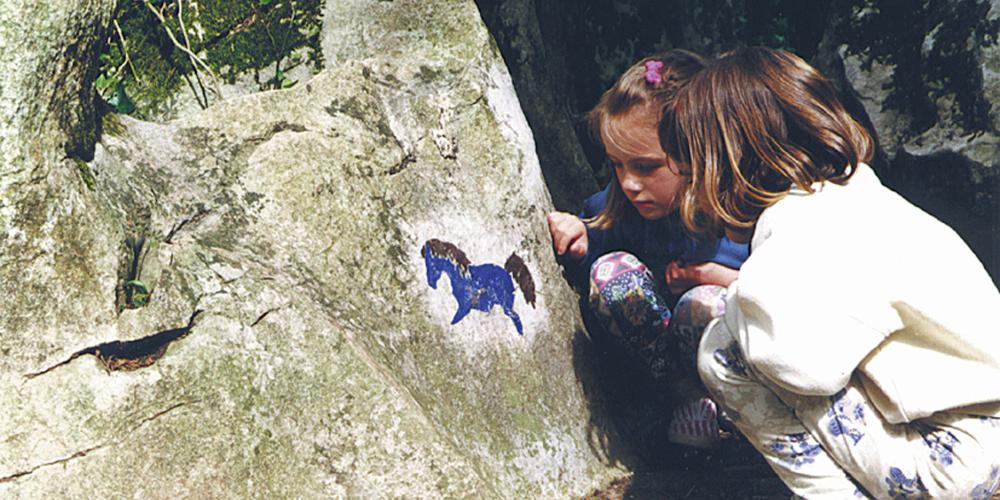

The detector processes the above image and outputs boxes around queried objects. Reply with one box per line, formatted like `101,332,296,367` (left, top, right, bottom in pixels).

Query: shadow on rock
571,313,694,471
877,151,1000,286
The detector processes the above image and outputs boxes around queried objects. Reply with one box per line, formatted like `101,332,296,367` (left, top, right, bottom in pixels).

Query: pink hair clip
644,60,664,84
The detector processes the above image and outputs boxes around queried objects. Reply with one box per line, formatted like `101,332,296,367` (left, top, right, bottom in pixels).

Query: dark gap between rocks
25,310,202,378
117,234,152,313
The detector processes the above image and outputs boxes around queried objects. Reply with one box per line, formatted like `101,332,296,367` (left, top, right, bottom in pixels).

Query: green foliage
124,279,151,308
737,0,814,54
118,235,153,313
109,83,137,114
96,0,325,119
207,0,323,88
96,53,137,115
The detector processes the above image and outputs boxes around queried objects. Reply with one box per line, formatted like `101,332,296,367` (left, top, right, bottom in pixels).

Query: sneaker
667,397,720,449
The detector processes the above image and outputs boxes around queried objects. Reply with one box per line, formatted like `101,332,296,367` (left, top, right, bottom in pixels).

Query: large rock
474,0,600,212
0,0,626,496
817,0,1000,282
827,0,1000,167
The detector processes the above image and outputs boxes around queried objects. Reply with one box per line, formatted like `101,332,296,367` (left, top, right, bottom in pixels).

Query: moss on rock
98,0,324,120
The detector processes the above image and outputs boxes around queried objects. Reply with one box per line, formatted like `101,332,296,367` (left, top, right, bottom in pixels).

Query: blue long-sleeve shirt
569,184,749,295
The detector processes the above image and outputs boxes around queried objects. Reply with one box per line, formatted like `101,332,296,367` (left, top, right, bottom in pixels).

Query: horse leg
503,305,523,335
451,299,472,325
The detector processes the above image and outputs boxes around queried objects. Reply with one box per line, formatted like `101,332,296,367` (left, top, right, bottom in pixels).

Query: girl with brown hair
547,50,748,449
662,46,1000,497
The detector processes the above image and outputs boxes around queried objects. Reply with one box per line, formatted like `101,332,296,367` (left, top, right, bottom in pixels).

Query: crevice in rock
458,94,485,112
24,310,202,379
377,127,422,177
116,234,152,313
249,306,283,327
164,205,212,243
0,443,109,484
387,151,416,175
247,121,308,146
269,121,307,135
69,156,97,191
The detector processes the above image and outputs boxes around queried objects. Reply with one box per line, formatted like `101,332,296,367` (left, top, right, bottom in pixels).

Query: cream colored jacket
709,164,1000,424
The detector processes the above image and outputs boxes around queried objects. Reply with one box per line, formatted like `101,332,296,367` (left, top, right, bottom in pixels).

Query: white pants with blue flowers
699,323,1000,499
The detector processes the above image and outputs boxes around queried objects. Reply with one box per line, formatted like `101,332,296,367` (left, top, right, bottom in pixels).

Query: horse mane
422,239,471,272
504,252,536,307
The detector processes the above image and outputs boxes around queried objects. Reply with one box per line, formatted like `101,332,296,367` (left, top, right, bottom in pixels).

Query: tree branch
144,0,222,101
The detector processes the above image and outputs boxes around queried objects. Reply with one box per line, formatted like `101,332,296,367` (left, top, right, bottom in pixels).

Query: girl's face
602,106,686,221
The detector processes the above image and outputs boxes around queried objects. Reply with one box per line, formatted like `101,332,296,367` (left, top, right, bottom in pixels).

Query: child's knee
697,322,747,395
674,285,727,327
588,251,655,310
589,252,650,286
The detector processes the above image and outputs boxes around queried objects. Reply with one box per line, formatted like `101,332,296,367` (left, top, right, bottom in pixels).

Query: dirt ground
581,432,1000,499
581,432,793,500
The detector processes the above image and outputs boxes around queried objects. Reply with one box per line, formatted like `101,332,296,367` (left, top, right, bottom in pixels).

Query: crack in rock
0,400,198,484
117,234,152,313
249,306,285,327
248,121,308,146
164,206,212,243
134,400,199,429
0,444,109,484
387,151,416,175
24,310,202,379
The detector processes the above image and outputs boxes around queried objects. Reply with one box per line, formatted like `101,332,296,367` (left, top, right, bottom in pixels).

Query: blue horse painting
421,239,536,335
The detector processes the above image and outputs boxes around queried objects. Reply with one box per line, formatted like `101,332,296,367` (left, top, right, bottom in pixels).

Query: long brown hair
586,49,707,229
660,47,873,236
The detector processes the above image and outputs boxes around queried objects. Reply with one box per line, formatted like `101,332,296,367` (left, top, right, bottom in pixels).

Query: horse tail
504,252,536,307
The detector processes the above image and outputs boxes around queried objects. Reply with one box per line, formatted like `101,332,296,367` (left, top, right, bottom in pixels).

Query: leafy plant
95,0,324,119
118,235,153,313
125,279,151,308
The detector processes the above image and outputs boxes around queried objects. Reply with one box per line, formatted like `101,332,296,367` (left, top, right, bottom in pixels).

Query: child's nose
620,173,642,194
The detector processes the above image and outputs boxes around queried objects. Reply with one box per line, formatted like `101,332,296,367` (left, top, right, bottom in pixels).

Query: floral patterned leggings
699,320,1000,499
588,251,725,386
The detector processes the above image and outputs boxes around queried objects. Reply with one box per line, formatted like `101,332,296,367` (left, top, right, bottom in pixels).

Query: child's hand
665,260,739,296
547,212,588,259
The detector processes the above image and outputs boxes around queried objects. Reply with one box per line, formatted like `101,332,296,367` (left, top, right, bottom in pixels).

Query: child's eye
633,163,661,173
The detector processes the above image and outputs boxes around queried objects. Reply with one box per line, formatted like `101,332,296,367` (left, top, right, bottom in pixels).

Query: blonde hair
660,47,874,236
586,49,707,229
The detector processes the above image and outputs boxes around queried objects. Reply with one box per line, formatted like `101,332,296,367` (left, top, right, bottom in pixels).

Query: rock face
818,0,1000,281
0,0,626,497
475,0,601,212
828,0,1000,167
